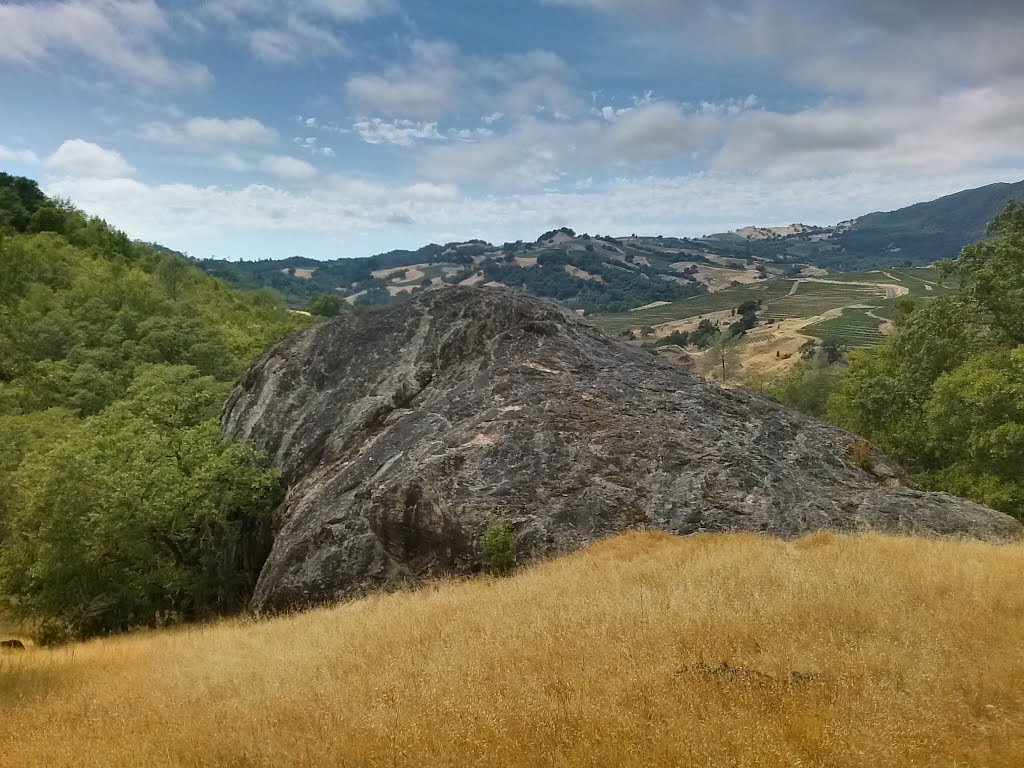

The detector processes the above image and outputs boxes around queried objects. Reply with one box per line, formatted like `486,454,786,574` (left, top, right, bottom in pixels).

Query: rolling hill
196,179,1024,312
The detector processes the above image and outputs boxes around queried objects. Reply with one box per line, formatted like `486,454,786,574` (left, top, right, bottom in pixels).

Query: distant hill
198,229,792,314
197,179,1024,311
197,231,742,314
825,179,1024,268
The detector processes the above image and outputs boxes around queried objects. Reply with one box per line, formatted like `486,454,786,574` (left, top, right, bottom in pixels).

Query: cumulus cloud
591,101,716,163
353,119,445,146
0,0,211,89
247,16,346,64
217,153,251,172
259,154,318,179
346,40,462,119
206,0,393,24
204,0,394,64
137,121,185,144
413,98,746,185
47,166,1024,258
419,120,571,186
45,140,134,179
303,0,395,21
185,117,278,145
480,50,583,118
715,83,1024,176
0,146,40,165
345,40,579,120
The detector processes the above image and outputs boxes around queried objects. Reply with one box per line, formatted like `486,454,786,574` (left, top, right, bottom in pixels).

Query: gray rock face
222,287,1021,612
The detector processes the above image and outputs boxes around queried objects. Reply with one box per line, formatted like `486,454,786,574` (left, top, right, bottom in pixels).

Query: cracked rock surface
222,287,1021,612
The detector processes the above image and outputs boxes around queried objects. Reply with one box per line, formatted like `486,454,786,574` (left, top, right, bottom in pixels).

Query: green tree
306,293,345,317
826,200,1024,519
156,253,193,301
481,515,517,575
0,365,282,642
0,174,306,641
769,351,841,418
705,337,743,383
940,200,1024,343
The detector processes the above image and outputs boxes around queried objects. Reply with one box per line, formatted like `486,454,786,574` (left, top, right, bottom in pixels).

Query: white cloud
47,167,1024,257
45,140,134,179
541,0,706,20
204,0,394,64
715,83,1024,176
413,99,735,185
185,117,278,145
353,119,445,146
247,16,346,64
419,120,570,186
450,127,495,142
592,101,715,162
259,154,318,179
293,137,337,157
345,41,579,120
485,50,582,119
0,146,40,164
137,121,185,144
0,0,211,89
303,0,395,20
346,40,461,119
218,153,251,172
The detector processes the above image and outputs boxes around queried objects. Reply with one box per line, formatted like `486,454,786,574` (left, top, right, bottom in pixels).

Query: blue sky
2,0,1023,260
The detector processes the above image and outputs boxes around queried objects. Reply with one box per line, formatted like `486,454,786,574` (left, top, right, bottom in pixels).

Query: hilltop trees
0,175,304,640
826,201,1024,519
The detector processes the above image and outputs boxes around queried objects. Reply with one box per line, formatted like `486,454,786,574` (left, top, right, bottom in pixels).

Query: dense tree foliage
306,293,345,317
482,248,704,314
768,349,842,419
201,236,710,314
0,175,304,641
811,202,1024,519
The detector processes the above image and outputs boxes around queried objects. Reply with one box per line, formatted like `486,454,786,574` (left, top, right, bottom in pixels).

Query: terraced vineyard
594,280,794,331
593,266,962,351
885,267,960,297
759,281,890,321
801,307,889,347
817,267,958,295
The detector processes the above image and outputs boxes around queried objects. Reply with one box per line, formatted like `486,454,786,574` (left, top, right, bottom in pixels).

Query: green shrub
481,515,517,575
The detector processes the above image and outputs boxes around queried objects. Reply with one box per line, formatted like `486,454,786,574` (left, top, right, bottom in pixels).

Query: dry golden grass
2,531,1023,767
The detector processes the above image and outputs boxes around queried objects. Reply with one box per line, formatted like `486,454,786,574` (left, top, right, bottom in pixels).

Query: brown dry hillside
2,531,1024,767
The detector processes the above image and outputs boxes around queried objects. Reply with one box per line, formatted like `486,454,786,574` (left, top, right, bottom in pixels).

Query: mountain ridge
198,179,1024,312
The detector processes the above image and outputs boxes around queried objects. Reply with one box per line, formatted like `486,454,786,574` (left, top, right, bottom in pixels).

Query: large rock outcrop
222,287,1021,612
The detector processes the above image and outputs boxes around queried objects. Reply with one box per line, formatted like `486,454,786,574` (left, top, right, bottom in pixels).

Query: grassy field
3,531,1023,767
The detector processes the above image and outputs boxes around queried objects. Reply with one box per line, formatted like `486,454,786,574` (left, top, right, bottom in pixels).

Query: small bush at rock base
481,516,517,575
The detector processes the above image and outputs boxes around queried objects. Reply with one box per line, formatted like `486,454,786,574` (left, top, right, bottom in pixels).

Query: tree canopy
0,174,305,641
823,201,1024,519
